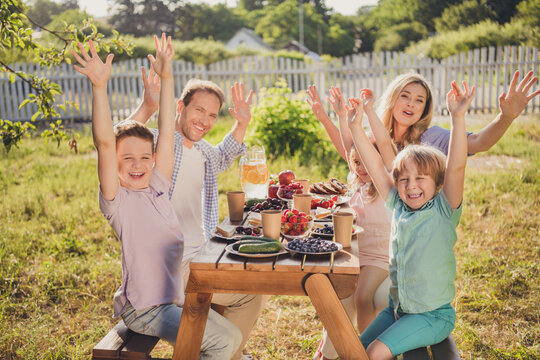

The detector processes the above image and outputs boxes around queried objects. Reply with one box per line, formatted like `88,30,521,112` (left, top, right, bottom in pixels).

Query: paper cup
296,179,310,194
227,191,245,222
261,210,281,240
293,194,312,215
332,211,354,247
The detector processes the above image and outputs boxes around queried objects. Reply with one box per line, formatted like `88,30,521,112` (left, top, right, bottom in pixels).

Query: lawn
0,113,538,359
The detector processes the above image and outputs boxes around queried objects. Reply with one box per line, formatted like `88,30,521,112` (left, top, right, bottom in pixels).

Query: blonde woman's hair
378,72,434,150
392,145,446,188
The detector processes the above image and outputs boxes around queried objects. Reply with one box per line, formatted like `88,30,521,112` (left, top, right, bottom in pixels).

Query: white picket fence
1,45,539,122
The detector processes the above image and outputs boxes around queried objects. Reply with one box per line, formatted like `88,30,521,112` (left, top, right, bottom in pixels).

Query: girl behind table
307,86,392,360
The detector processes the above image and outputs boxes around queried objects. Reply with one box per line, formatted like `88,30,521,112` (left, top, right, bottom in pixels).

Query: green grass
0,114,538,359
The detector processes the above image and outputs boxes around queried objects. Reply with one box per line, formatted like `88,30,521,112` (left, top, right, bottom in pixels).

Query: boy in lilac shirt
72,35,241,358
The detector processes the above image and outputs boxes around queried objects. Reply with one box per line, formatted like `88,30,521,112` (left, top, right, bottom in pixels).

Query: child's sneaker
313,338,324,360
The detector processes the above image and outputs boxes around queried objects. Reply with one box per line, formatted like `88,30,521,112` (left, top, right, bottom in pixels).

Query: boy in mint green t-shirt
347,79,475,359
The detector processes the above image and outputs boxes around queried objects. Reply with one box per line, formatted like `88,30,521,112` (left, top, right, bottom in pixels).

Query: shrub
250,79,338,165
374,21,428,52
514,0,540,48
406,20,531,59
111,36,259,64
434,0,496,33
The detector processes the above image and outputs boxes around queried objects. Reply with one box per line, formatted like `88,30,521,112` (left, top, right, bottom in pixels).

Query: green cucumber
238,242,282,254
239,235,279,242
232,240,266,251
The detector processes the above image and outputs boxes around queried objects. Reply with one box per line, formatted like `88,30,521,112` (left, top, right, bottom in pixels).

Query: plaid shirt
151,128,246,239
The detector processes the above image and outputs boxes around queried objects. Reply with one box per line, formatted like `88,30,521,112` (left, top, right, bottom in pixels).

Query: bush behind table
0,115,538,359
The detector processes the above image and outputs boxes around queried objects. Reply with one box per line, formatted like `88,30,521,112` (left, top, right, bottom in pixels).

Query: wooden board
93,321,131,359
120,332,159,360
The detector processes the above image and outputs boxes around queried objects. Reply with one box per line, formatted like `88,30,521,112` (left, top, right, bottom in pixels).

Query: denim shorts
360,303,455,356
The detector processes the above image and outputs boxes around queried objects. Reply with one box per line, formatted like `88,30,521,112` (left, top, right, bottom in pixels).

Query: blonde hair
180,79,225,108
392,145,446,188
378,72,434,150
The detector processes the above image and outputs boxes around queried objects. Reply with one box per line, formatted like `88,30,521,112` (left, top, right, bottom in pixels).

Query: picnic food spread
309,178,348,195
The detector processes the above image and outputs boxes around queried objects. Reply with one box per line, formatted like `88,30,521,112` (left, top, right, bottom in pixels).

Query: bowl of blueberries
284,237,342,256
311,223,334,238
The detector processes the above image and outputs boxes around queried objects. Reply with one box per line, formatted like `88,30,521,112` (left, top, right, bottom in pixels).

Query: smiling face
391,82,428,135
395,158,439,210
177,91,221,147
116,136,155,189
349,149,372,184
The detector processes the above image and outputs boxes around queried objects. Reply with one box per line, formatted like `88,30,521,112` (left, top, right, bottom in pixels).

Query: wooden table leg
172,292,212,360
305,273,368,360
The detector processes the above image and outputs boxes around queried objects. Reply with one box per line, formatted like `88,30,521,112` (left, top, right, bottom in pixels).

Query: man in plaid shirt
130,69,264,360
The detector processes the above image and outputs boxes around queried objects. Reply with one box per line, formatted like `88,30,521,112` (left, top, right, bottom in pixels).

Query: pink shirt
99,169,184,317
349,184,391,270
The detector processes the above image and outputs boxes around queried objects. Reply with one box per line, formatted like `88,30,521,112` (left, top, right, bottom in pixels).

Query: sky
75,0,378,18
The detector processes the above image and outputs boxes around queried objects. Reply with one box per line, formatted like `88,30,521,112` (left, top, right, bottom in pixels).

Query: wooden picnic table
171,213,368,360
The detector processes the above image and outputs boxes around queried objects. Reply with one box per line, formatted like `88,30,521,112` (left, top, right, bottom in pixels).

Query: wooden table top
191,216,361,276
173,214,368,360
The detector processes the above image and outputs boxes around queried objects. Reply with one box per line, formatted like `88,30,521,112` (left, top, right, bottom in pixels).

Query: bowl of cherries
277,182,304,200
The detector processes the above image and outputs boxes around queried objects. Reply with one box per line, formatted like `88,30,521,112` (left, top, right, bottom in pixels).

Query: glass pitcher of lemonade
239,145,269,199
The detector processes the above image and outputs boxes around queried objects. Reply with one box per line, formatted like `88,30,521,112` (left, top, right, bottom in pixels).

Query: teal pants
360,303,455,356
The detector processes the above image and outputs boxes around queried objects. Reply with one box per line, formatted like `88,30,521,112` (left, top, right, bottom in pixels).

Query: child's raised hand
360,88,375,109
306,85,325,119
140,66,160,111
148,33,174,78
499,70,540,121
328,86,347,119
347,98,364,128
72,40,114,88
446,80,475,119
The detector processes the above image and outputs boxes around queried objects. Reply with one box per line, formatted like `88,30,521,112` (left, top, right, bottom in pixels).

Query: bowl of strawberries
281,209,314,239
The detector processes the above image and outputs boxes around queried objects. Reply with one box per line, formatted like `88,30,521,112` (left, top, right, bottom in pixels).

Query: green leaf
18,99,30,109
31,111,40,122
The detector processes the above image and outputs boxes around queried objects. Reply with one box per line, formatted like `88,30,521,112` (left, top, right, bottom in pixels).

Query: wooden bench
92,320,169,360
399,334,461,360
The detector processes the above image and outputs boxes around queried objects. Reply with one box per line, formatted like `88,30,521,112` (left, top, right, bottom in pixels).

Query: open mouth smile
129,172,144,179
407,192,422,199
193,123,206,133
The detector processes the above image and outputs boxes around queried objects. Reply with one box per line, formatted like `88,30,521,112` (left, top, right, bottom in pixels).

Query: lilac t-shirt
99,169,184,317
421,125,472,155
